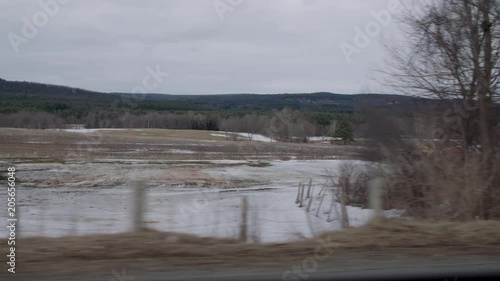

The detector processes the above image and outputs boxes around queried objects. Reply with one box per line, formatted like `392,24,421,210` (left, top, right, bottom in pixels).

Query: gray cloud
0,0,400,94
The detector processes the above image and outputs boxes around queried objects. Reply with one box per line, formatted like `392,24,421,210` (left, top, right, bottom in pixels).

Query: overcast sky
0,0,404,95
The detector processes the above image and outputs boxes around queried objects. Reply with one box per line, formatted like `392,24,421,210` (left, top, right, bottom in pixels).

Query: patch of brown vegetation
318,219,500,248
382,148,500,220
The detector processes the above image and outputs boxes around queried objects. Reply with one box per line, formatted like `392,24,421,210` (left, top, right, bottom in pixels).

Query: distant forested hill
0,78,443,115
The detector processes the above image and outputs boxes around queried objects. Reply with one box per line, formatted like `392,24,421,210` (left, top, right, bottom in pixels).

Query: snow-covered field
61,128,133,133
211,132,343,143
210,131,275,142
2,159,399,243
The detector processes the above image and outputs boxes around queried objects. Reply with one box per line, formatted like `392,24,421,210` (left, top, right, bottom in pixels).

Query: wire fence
1,179,384,243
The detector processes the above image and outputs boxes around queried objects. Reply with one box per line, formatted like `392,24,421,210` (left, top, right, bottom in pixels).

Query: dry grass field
0,128,359,162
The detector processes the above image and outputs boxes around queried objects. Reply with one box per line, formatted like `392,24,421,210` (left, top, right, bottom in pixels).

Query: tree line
0,108,362,142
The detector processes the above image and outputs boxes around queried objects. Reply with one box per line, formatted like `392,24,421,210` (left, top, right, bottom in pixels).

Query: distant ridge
0,78,445,114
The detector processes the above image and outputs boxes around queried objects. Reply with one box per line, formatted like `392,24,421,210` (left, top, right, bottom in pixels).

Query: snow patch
211,131,275,142
63,128,128,133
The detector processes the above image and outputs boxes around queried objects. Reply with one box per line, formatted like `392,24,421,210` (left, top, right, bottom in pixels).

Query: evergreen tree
333,119,353,144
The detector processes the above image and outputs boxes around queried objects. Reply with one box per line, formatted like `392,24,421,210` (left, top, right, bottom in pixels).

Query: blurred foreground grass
3,219,500,275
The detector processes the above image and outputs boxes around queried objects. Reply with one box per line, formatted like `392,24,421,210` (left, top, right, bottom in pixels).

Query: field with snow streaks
0,128,384,242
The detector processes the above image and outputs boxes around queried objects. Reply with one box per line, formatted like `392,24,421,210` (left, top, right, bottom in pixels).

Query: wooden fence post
300,183,306,207
368,177,384,223
306,179,312,199
133,181,146,231
240,196,248,242
295,183,302,204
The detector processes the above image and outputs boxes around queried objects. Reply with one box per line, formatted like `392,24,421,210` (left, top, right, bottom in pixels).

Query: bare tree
384,0,499,152
383,0,500,218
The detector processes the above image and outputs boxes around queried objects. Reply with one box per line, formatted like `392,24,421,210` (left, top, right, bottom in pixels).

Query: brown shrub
381,148,500,220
